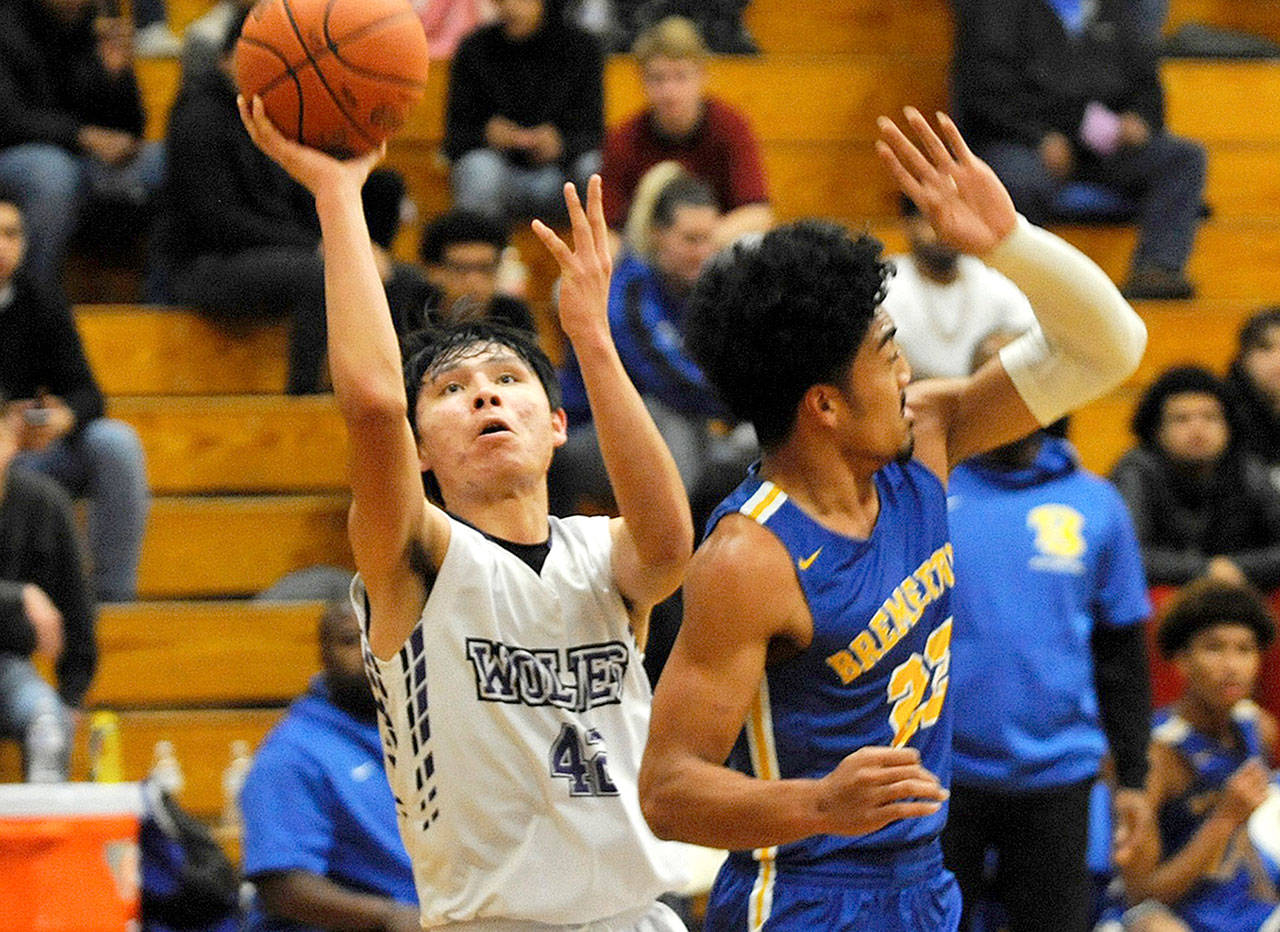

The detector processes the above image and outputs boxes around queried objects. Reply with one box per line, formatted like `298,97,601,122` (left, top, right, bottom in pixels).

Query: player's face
641,57,705,136
1243,326,1280,407
836,310,914,465
0,203,26,286
1178,623,1261,714
652,203,718,290
414,342,567,499
430,241,501,311
1157,392,1229,467
496,0,543,39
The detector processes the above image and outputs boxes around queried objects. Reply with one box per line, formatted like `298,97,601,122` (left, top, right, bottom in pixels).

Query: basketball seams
323,9,432,90
282,0,378,150
237,34,308,140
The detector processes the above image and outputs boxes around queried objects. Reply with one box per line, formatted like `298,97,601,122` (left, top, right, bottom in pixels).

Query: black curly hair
1131,365,1231,449
402,320,562,445
684,221,891,448
1157,577,1276,658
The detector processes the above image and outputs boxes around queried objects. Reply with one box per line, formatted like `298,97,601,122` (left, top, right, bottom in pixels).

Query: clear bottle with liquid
149,739,185,797
25,697,66,784
220,739,252,831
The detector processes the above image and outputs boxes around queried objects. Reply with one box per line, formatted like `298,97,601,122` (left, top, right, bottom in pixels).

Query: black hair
1131,365,1231,448
402,320,561,443
418,211,508,265
0,180,22,212
223,5,251,56
361,169,405,250
685,220,890,448
1157,577,1276,658
1237,306,1280,355
651,174,717,230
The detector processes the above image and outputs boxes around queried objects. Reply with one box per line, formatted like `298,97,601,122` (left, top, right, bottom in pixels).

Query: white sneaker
134,22,183,58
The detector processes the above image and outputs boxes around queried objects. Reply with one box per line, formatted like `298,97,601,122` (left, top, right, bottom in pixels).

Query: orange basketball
235,0,430,157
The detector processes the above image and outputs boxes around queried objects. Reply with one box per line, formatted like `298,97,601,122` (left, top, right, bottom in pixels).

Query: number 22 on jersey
887,619,952,747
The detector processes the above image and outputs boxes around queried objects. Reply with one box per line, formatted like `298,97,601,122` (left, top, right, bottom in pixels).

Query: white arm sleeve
987,216,1147,425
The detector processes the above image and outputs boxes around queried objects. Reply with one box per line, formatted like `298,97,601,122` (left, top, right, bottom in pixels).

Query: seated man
444,0,604,223
1122,579,1280,932
0,185,149,603
240,595,419,932
602,16,772,249
1224,306,1280,491
0,0,165,296
952,0,1205,300
1110,366,1280,591
0,390,97,783
882,195,1035,380
401,209,537,335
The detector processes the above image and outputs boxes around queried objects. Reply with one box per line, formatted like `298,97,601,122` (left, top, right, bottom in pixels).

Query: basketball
235,0,430,157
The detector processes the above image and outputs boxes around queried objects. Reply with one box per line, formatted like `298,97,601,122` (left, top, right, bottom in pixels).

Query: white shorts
435,900,686,932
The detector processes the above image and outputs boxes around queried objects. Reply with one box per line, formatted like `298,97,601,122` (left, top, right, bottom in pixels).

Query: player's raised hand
532,175,613,345
815,745,949,837
876,107,1017,255
238,95,384,197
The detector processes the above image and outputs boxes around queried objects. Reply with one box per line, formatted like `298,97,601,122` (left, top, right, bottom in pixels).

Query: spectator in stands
444,0,604,223
550,162,754,517
132,0,182,59
1121,578,1280,931
0,389,97,782
396,209,537,337
1111,365,1280,590
1225,306,1280,492
601,16,771,250
161,15,413,395
0,185,149,603
0,0,166,297
179,0,255,80
882,195,1036,380
240,593,419,932
607,0,758,54
414,0,493,59
951,0,1206,300
943,330,1153,932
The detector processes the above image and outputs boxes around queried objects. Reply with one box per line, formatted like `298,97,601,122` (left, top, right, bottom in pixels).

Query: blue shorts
704,842,961,932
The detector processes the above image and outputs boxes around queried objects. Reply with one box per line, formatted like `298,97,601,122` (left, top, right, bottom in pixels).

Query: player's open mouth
479,420,512,436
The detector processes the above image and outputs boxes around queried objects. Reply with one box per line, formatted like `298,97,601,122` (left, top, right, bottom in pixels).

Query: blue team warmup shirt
947,436,1150,791
240,676,416,931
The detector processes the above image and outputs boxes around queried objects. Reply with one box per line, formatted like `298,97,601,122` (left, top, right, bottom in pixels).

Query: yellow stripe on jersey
745,679,780,929
742,482,786,524
749,856,776,932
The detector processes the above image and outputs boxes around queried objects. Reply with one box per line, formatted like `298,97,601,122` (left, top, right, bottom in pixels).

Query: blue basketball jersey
1153,702,1280,932
706,459,955,875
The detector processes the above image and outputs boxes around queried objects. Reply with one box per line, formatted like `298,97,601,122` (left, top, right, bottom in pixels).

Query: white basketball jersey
352,515,687,928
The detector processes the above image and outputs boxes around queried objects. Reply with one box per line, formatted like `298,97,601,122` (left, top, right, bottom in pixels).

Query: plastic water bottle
25,698,66,784
150,740,185,797
220,740,252,831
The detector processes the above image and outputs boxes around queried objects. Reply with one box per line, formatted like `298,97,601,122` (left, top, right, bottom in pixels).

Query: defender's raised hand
237,95,384,198
876,107,1017,255
531,175,613,345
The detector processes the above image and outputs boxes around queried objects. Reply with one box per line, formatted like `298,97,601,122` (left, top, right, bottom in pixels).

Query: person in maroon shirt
601,16,772,249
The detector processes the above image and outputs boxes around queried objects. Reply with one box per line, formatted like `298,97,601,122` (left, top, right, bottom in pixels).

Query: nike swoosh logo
798,547,823,571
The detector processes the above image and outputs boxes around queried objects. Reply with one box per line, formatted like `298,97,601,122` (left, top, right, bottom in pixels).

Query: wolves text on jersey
465,638,630,711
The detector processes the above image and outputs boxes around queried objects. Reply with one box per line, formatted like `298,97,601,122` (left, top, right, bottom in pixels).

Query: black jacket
158,67,318,264
0,468,97,707
444,21,604,166
0,276,105,431
1110,445,1280,589
952,0,1164,150
0,0,144,150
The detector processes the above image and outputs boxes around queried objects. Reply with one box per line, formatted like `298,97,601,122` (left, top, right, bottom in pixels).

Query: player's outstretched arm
876,108,1146,474
639,518,948,849
239,97,448,658
533,177,693,624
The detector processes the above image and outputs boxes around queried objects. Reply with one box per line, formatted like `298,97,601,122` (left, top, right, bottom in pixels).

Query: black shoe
1121,267,1196,300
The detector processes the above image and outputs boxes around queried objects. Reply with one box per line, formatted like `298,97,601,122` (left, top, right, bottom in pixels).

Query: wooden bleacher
25,0,1276,826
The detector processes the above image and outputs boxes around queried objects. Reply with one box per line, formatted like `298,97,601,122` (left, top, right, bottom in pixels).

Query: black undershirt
451,513,552,575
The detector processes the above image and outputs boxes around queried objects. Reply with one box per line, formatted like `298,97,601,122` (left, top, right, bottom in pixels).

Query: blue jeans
451,148,603,223
15,419,149,602
0,140,166,295
0,654,72,780
979,133,1205,274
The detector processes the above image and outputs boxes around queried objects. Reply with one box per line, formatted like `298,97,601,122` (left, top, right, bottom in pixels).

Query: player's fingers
880,777,949,803
865,763,940,788
903,106,955,170
850,745,922,766
878,800,945,824
531,218,575,269
876,116,939,187
875,140,929,209
585,175,611,268
935,111,976,164
563,181,593,254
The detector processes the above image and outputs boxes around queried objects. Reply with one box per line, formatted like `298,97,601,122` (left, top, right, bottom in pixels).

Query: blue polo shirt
241,676,416,930
948,437,1150,790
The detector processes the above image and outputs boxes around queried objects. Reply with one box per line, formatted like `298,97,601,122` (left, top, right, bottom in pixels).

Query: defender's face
1243,325,1280,406
0,204,26,286
414,343,566,499
1177,623,1261,714
641,56,705,136
836,309,914,465
1158,392,1229,466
